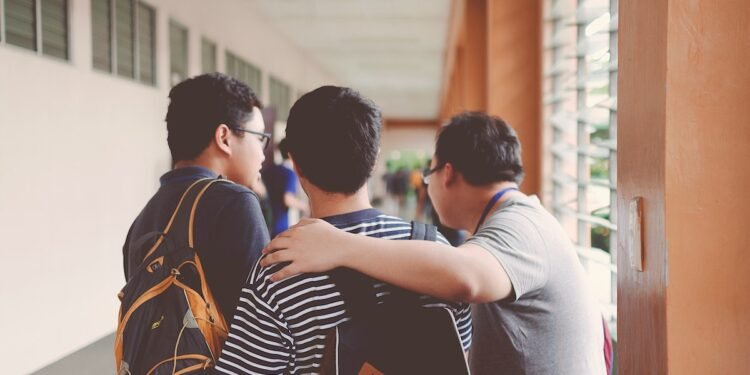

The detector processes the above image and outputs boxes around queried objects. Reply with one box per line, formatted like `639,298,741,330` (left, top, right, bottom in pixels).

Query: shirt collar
321,208,383,226
159,166,219,186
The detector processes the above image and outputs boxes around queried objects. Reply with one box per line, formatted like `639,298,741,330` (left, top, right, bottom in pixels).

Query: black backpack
321,222,471,375
115,178,230,375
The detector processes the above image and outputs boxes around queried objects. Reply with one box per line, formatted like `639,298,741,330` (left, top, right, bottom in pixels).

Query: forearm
337,233,477,302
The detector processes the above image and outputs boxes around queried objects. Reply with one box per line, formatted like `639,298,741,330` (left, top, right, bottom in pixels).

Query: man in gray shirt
260,112,606,374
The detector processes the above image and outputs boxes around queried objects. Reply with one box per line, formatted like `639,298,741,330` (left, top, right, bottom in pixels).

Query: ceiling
252,0,451,120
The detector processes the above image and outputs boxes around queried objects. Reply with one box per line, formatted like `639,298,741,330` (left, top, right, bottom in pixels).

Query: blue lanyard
474,187,518,234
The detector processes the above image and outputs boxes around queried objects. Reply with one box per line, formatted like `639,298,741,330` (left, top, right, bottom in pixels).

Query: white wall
0,1,336,373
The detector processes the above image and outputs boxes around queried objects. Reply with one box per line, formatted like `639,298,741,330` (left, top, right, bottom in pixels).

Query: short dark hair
285,86,381,194
165,73,262,161
435,112,524,185
277,138,291,160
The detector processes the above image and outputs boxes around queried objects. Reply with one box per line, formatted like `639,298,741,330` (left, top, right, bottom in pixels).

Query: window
91,0,111,71
269,76,291,121
41,0,67,59
136,2,154,84
115,0,133,78
1,0,69,60
169,20,188,86
201,37,216,73
91,0,155,85
225,50,262,97
543,0,618,341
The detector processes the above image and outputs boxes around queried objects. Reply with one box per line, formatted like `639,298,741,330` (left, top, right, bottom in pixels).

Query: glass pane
137,2,155,84
41,0,68,59
269,76,291,121
201,38,216,73
115,0,134,78
91,0,111,71
5,0,36,51
225,51,236,77
169,20,188,86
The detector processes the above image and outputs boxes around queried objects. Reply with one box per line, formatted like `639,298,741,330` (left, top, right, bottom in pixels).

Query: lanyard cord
473,187,518,234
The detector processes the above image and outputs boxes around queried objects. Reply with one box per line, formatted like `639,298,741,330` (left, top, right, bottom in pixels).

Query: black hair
277,138,290,160
435,112,524,185
165,73,263,162
285,86,381,194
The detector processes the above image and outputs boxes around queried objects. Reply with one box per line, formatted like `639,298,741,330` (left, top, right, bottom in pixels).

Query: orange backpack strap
140,178,212,263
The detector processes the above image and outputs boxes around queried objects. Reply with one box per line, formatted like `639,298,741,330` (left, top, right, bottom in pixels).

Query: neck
305,185,373,219
459,181,522,232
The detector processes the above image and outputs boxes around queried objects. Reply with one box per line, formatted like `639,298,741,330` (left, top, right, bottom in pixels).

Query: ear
442,162,459,187
215,124,233,156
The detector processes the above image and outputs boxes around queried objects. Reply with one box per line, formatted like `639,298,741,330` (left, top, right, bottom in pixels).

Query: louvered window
225,50,262,97
169,20,188,86
543,0,618,351
41,0,66,59
91,0,111,71
269,76,291,121
115,0,133,78
1,0,68,60
137,3,154,84
5,0,36,50
201,38,216,74
91,0,155,85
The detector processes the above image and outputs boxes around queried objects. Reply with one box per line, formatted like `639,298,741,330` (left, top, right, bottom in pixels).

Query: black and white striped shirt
215,208,473,374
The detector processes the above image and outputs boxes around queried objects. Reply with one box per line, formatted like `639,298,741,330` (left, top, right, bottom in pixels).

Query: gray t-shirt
466,195,605,375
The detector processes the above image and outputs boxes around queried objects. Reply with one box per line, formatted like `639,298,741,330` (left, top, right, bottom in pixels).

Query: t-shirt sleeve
466,214,549,301
206,191,271,321
215,281,292,374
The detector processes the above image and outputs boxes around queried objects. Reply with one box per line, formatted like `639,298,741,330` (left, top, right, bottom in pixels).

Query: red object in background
603,317,614,375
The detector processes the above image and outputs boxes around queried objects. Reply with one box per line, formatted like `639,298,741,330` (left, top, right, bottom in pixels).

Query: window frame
543,0,619,339
225,49,262,98
168,18,188,86
91,0,156,85
201,37,217,74
0,0,70,61
269,75,291,122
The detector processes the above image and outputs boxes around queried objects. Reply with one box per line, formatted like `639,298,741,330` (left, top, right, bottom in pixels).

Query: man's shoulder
203,180,261,206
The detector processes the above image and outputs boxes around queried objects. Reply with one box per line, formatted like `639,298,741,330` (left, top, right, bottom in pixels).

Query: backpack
115,178,229,375
320,222,471,375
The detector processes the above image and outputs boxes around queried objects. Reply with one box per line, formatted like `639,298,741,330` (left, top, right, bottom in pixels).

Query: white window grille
543,0,618,347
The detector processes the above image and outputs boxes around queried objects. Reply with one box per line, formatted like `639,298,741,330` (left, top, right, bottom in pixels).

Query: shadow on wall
31,332,115,375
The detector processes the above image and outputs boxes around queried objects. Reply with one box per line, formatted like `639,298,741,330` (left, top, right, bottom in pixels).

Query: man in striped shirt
215,86,472,374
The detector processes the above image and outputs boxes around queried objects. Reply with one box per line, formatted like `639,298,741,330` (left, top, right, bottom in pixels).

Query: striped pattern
216,211,472,374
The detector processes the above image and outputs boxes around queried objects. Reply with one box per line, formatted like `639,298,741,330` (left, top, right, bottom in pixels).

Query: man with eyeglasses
261,112,607,374
122,73,271,324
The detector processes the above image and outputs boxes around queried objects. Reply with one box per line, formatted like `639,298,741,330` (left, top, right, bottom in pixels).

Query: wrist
335,231,359,269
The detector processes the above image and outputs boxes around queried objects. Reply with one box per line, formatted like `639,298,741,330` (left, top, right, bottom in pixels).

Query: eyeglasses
233,128,271,150
422,164,445,185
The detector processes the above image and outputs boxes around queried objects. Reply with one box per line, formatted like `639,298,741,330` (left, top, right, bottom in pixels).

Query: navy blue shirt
122,166,270,322
262,163,299,237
